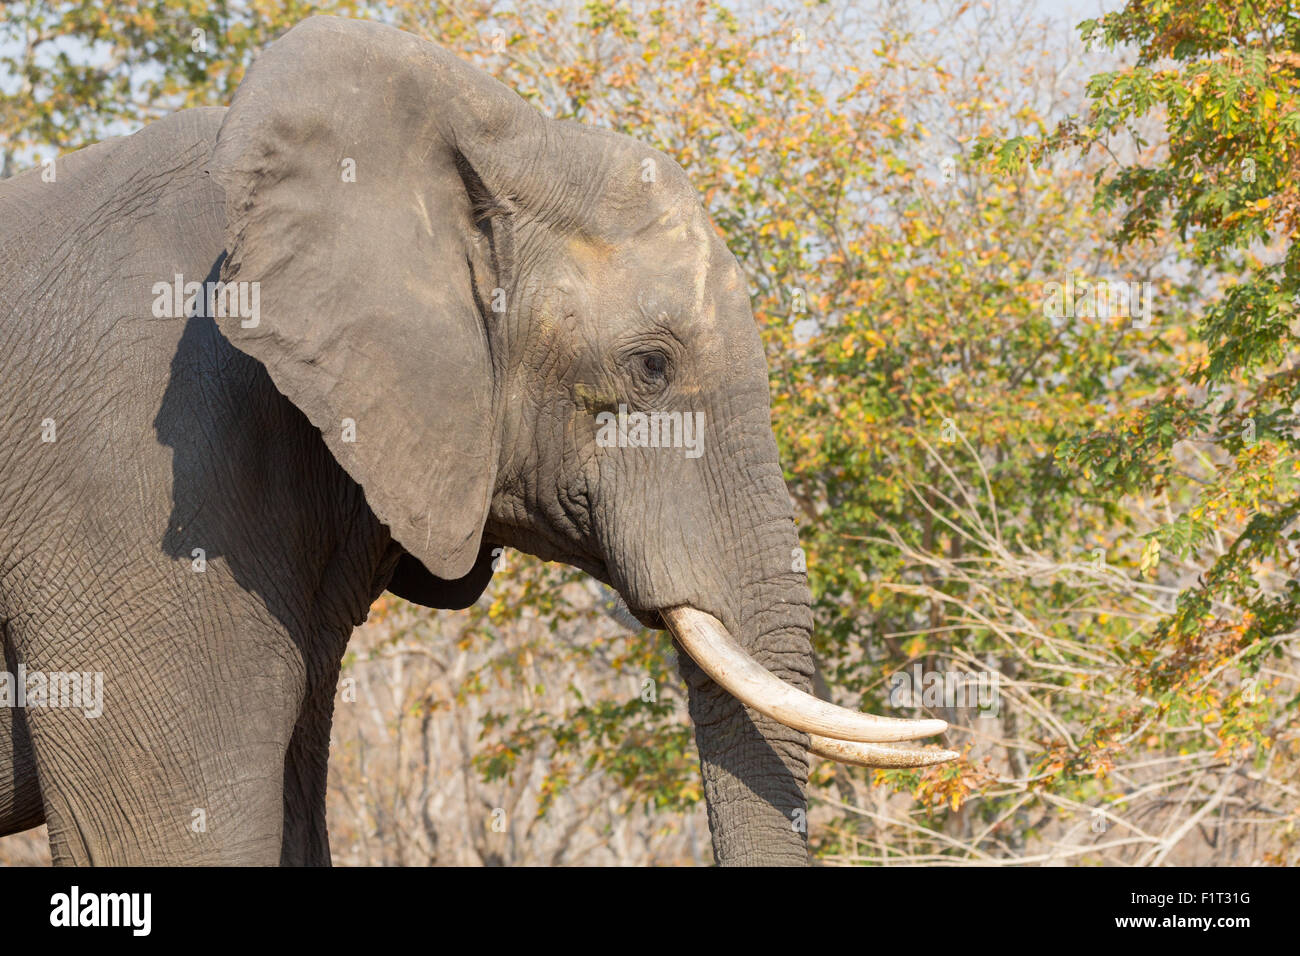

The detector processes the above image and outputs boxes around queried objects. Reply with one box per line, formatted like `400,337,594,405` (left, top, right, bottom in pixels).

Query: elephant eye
637,351,668,380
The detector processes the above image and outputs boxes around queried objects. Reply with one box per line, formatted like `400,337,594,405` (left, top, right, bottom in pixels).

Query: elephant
0,16,952,866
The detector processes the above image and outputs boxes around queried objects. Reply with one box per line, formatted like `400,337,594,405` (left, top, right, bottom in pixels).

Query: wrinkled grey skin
0,17,813,866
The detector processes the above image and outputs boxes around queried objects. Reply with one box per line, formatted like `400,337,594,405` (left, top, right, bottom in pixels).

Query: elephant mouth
661,606,958,769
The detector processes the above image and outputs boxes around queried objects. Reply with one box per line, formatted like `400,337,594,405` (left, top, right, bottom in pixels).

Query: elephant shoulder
0,108,229,309
1,107,226,213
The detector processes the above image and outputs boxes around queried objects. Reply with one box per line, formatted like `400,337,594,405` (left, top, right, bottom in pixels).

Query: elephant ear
207,16,537,579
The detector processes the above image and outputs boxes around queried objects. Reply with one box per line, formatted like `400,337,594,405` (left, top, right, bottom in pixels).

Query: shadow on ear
207,16,538,579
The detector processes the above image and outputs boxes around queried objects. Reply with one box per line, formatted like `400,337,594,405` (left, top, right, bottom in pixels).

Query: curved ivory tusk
808,734,959,768
662,606,948,743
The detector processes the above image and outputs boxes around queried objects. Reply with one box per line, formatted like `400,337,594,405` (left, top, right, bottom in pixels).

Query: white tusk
662,606,948,743
808,734,959,768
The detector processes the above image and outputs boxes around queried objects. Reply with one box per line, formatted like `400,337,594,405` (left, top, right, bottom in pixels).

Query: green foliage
985,0,1300,720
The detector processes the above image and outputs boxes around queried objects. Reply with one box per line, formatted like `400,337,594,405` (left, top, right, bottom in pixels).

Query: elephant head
208,16,952,865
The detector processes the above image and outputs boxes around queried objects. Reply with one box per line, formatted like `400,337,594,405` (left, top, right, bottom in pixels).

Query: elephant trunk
662,467,952,864
669,509,816,865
